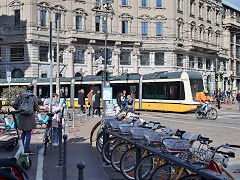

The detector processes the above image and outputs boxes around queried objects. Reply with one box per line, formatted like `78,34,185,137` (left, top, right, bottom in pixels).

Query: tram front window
190,79,204,100
143,82,185,100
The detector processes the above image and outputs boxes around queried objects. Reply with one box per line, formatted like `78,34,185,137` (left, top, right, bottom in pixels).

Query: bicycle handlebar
229,145,240,148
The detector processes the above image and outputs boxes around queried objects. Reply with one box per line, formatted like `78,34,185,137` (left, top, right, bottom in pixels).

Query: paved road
139,106,240,164
0,103,239,179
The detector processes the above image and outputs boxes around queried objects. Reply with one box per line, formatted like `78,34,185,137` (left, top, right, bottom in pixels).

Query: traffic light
106,72,113,82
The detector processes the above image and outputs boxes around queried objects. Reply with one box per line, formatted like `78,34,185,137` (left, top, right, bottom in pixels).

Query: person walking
127,92,135,112
78,89,85,116
87,90,94,116
121,90,127,110
12,84,39,154
236,90,240,111
93,90,101,117
215,90,222,110
51,94,63,146
116,92,122,107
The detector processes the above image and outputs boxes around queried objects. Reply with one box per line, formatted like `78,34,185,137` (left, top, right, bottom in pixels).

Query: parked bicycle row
94,103,240,180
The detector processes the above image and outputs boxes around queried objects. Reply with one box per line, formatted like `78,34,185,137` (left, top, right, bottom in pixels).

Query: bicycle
42,111,54,156
195,102,218,120
9,110,32,170
0,158,28,180
182,143,240,180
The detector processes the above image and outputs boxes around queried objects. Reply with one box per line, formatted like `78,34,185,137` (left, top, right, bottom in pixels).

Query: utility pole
104,10,108,87
49,21,53,113
56,19,60,96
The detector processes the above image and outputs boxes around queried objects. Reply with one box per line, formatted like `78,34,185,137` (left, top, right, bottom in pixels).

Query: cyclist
199,90,213,115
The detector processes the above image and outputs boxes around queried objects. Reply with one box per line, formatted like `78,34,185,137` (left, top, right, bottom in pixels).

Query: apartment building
222,0,240,92
0,0,234,93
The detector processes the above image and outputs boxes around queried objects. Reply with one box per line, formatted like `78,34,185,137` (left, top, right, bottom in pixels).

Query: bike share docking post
72,107,75,127
77,161,85,180
63,134,68,180
102,127,110,165
58,122,63,166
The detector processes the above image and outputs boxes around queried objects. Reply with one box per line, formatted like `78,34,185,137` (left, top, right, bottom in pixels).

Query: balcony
186,39,220,54
223,15,240,28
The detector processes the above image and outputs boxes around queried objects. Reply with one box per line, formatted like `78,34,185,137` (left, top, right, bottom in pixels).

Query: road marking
141,114,240,130
35,147,44,180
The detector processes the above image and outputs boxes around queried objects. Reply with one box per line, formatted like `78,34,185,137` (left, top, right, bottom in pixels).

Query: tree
1,86,26,105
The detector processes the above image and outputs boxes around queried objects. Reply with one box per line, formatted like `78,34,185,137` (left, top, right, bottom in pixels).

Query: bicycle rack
102,128,226,180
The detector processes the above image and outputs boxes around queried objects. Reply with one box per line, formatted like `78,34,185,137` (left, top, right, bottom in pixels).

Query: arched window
75,72,83,77
96,71,104,76
12,69,24,78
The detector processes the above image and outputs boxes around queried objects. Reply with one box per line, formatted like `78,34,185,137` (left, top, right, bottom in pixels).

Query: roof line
222,0,240,12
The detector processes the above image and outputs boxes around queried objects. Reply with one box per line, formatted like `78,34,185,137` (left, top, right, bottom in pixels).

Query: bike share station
99,102,228,180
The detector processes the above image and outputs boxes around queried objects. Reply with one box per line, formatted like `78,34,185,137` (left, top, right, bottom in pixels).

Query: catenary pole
56,19,60,96
49,21,53,113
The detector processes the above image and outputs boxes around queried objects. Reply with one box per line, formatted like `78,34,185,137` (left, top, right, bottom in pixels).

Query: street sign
6,72,11,83
103,87,112,101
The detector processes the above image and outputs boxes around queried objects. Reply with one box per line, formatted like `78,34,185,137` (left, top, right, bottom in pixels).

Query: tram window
143,82,185,100
111,83,139,99
190,79,203,99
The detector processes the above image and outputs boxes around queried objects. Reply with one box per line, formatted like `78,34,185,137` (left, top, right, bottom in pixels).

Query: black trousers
93,107,101,116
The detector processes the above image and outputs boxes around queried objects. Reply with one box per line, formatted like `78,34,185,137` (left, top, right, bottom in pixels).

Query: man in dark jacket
236,90,240,111
93,89,101,117
12,84,39,154
78,89,85,115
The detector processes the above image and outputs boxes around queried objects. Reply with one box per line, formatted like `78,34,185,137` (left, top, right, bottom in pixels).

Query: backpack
127,98,133,105
19,94,34,115
92,94,96,102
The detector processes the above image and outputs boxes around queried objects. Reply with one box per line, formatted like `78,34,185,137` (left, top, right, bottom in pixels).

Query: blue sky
225,0,240,8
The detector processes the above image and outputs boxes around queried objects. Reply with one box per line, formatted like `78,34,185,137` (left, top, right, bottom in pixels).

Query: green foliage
1,86,26,105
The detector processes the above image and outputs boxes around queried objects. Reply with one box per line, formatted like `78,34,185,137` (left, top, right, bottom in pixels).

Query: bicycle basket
145,132,170,145
130,127,153,139
162,138,191,153
119,125,134,135
108,121,125,131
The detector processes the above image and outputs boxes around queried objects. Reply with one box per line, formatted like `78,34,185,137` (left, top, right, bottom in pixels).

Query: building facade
222,0,240,93
0,0,239,93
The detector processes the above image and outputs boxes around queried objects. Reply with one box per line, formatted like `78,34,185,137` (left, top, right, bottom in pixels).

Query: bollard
72,107,75,127
78,107,81,124
58,122,63,166
63,135,68,180
77,161,86,180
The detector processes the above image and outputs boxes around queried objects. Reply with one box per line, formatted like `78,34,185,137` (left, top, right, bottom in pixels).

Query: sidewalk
42,116,110,180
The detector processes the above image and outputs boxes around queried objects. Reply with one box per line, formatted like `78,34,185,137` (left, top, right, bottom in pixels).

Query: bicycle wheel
208,108,217,120
120,147,137,180
96,131,103,154
43,128,51,156
20,156,32,170
90,121,101,145
150,163,188,180
181,174,203,180
195,108,203,119
111,142,132,172
102,137,121,164
134,154,164,180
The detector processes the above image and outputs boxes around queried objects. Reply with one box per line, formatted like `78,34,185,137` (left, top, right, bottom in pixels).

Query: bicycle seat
217,151,235,158
175,129,186,137
198,136,213,144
